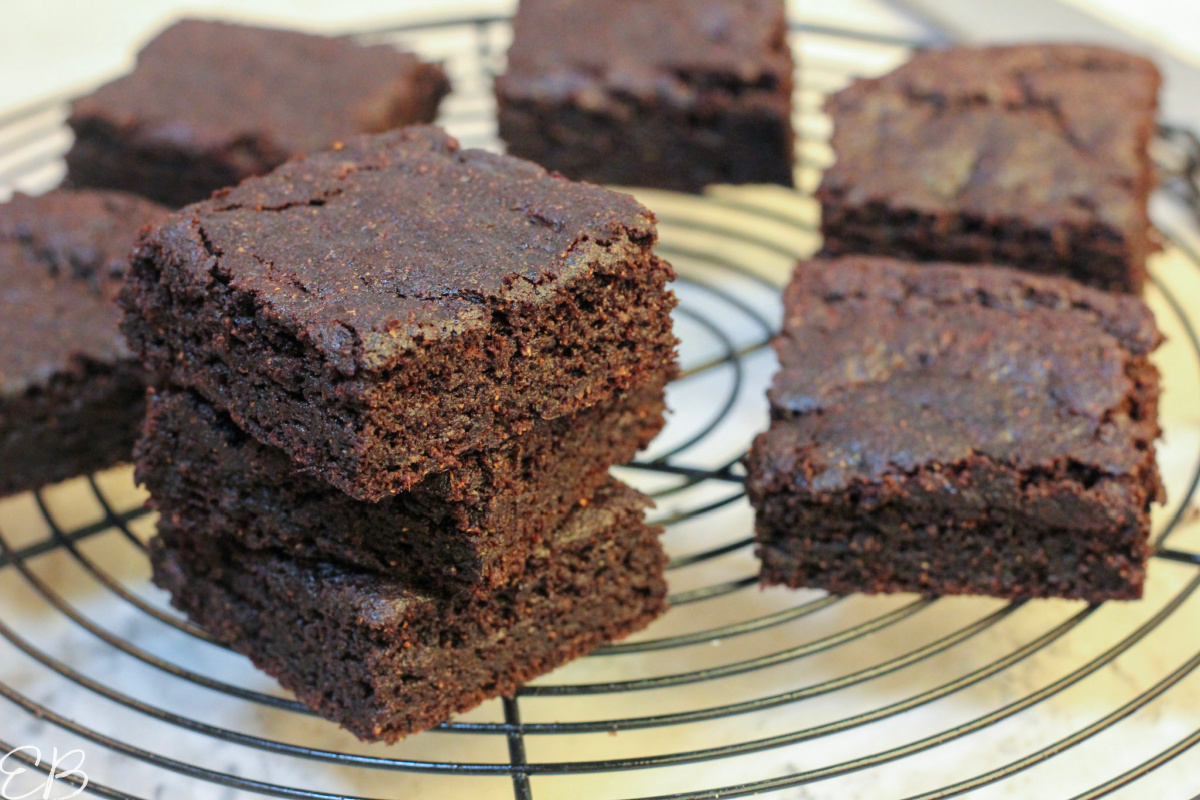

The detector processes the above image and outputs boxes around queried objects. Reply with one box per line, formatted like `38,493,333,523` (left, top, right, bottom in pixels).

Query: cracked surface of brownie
746,256,1164,601
0,189,169,495
67,19,450,207
817,45,1160,293
121,126,678,501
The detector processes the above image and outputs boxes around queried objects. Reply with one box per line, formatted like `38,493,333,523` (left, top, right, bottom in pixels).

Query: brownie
0,189,169,496
745,256,1164,602
121,126,678,502
135,378,667,590
496,0,794,192
66,19,450,208
151,479,667,742
816,45,1160,293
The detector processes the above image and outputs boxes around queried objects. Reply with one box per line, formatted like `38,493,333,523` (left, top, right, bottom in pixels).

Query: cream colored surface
1,2,1199,799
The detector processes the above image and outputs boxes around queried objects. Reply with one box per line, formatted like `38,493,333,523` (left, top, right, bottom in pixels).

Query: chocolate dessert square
496,0,794,192
817,45,1160,293
66,19,450,207
121,126,677,501
0,189,168,495
746,256,1164,601
135,381,667,591
150,479,667,742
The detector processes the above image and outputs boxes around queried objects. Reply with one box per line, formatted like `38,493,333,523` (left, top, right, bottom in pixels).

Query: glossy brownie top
133,126,657,373
763,256,1162,492
0,189,168,395
502,0,791,97
70,19,447,157
819,45,1160,231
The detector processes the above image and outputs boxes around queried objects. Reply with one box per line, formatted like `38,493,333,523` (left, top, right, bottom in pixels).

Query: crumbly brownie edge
150,485,668,742
122,226,678,501
0,357,146,496
135,376,669,590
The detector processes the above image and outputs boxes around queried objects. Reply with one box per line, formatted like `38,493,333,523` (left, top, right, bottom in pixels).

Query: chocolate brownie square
150,479,667,742
496,0,794,192
817,45,1160,293
66,19,450,208
0,189,168,496
135,379,667,591
745,256,1164,602
121,126,678,501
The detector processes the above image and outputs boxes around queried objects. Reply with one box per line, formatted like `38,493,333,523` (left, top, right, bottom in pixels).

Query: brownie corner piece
746,256,1164,602
496,0,794,192
121,125,678,501
0,188,169,496
65,18,450,207
816,44,1161,293
149,478,667,742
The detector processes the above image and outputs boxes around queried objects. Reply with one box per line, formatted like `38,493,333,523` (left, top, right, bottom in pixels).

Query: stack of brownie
747,45,1168,603
122,126,679,741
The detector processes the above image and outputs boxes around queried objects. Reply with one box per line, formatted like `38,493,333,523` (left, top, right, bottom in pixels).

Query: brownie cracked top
766,257,1162,491
134,126,657,373
820,45,1160,231
70,19,445,158
502,0,791,98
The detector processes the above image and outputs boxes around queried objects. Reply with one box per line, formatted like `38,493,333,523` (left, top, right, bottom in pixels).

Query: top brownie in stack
496,0,794,192
66,19,450,207
0,189,168,495
121,125,678,502
817,45,1160,293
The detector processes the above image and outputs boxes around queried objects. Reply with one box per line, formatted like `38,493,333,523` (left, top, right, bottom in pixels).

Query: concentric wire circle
2,11,1200,800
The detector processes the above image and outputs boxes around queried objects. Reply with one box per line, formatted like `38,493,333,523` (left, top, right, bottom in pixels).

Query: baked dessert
0,189,169,496
746,256,1164,601
135,381,667,591
121,126,678,502
496,0,794,192
150,479,667,742
66,19,450,207
817,45,1160,293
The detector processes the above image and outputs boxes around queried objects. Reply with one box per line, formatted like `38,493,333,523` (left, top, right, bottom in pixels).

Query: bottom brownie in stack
137,384,669,740
151,479,666,742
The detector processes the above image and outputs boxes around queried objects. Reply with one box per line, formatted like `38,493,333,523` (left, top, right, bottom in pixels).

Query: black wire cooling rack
3,10,1200,800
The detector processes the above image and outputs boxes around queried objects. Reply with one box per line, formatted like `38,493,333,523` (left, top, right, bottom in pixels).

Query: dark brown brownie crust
817,45,1160,293
151,479,668,742
0,189,169,495
121,126,678,501
496,0,794,192
746,256,1164,601
135,379,667,590
66,19,450,208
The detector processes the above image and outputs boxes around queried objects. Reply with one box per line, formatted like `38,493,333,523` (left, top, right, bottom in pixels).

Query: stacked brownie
748,44,1167,602
0,188,168,496
124,126,678,741
67,19,450,207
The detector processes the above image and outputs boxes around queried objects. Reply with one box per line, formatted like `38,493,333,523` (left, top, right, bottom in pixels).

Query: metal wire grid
0,10,1199,800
